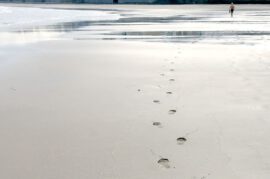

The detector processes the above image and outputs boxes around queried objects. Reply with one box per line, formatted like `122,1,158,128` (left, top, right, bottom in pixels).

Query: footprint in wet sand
169,79,175,82
153,100,160,104
158,158,170,168
166,92,173,95
168,109,177,114
177,137,187,145
153,122,162,128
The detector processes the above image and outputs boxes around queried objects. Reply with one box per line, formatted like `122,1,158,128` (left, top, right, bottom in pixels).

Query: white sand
1,4,270,179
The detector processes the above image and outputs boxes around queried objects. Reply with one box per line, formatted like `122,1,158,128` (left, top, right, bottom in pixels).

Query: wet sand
1,4,270,179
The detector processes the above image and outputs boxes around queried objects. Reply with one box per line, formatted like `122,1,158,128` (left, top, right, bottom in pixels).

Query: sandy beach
1,4,270,179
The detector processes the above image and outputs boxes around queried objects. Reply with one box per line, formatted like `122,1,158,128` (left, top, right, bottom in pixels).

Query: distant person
229,2,235,17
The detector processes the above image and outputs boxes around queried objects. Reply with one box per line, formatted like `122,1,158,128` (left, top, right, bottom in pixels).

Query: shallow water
1,5,270,45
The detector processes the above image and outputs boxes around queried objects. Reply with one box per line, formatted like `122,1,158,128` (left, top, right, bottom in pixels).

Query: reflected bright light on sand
0,30,62,45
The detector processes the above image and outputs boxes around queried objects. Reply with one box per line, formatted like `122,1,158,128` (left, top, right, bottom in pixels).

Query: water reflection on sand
1,5,270,45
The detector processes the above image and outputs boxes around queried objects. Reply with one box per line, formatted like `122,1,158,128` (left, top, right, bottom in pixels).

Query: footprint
166,92,173,94
168,109,177,114
153,122,162,128
169,79,175,82
170,69,175,72
153,100,160,103
158,158,170,168
137,89,141,92
177,137,187,145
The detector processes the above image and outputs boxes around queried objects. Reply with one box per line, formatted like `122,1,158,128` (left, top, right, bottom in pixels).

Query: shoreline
1,4,270,179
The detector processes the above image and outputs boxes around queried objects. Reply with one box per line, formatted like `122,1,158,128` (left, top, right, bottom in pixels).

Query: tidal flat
1,4,270,179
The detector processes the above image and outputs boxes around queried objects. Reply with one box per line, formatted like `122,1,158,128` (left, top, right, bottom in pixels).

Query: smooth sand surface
1,4,270,179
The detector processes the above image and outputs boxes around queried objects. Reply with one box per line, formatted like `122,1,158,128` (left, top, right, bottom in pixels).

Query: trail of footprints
152,55,186,169
138,54,187,169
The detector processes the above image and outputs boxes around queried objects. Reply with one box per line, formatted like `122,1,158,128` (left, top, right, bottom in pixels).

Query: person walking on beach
229,2,235,17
